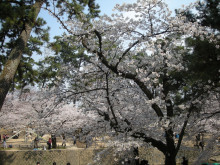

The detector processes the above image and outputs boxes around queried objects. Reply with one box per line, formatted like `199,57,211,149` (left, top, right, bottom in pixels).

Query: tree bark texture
165,153,177,165
0,0,43,111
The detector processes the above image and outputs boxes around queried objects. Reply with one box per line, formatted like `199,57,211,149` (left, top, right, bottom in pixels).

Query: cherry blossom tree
191,92,220,164
47,0,219,164
0,89,99,137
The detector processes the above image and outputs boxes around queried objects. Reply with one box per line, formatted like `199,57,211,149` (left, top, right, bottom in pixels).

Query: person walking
73,135,76,145
34,137,38,148
182,157,188,165
47,138,52,149
199,141,204,150
62,134,66,147
52,134,57,148
3,134,7,149
195,133,200,147
140,160,149,165
27,133,31,142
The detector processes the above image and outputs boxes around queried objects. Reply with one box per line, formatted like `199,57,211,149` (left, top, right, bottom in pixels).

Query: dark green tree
0,0,100,111
0,0,44,111
196,0,220,31
184,0,220,90
37,35,90,88
181,1,220,162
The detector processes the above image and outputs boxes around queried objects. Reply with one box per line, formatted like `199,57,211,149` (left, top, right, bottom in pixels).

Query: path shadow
0,151,15,165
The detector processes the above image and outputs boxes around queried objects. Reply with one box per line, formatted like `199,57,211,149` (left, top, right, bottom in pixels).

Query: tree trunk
164,129,177,165
0,0,43,111
165,153,176,165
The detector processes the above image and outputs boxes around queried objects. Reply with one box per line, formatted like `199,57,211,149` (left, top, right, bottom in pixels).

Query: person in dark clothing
47,138,52,149
140,160,149,165
53,162,56,165
199,141,204,150
182,157,188,165
73,135,76,145
133,147,139,165
52,134,57,148
34,136,39,148
195,134,201,147
67,163,71,165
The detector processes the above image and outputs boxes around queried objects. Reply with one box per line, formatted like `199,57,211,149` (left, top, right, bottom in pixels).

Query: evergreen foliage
0,0,100,110
0,0,49,90
184,0,220,90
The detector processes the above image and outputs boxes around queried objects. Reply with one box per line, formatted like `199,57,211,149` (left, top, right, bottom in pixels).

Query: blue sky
96,0,195,15
38,0,195,41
